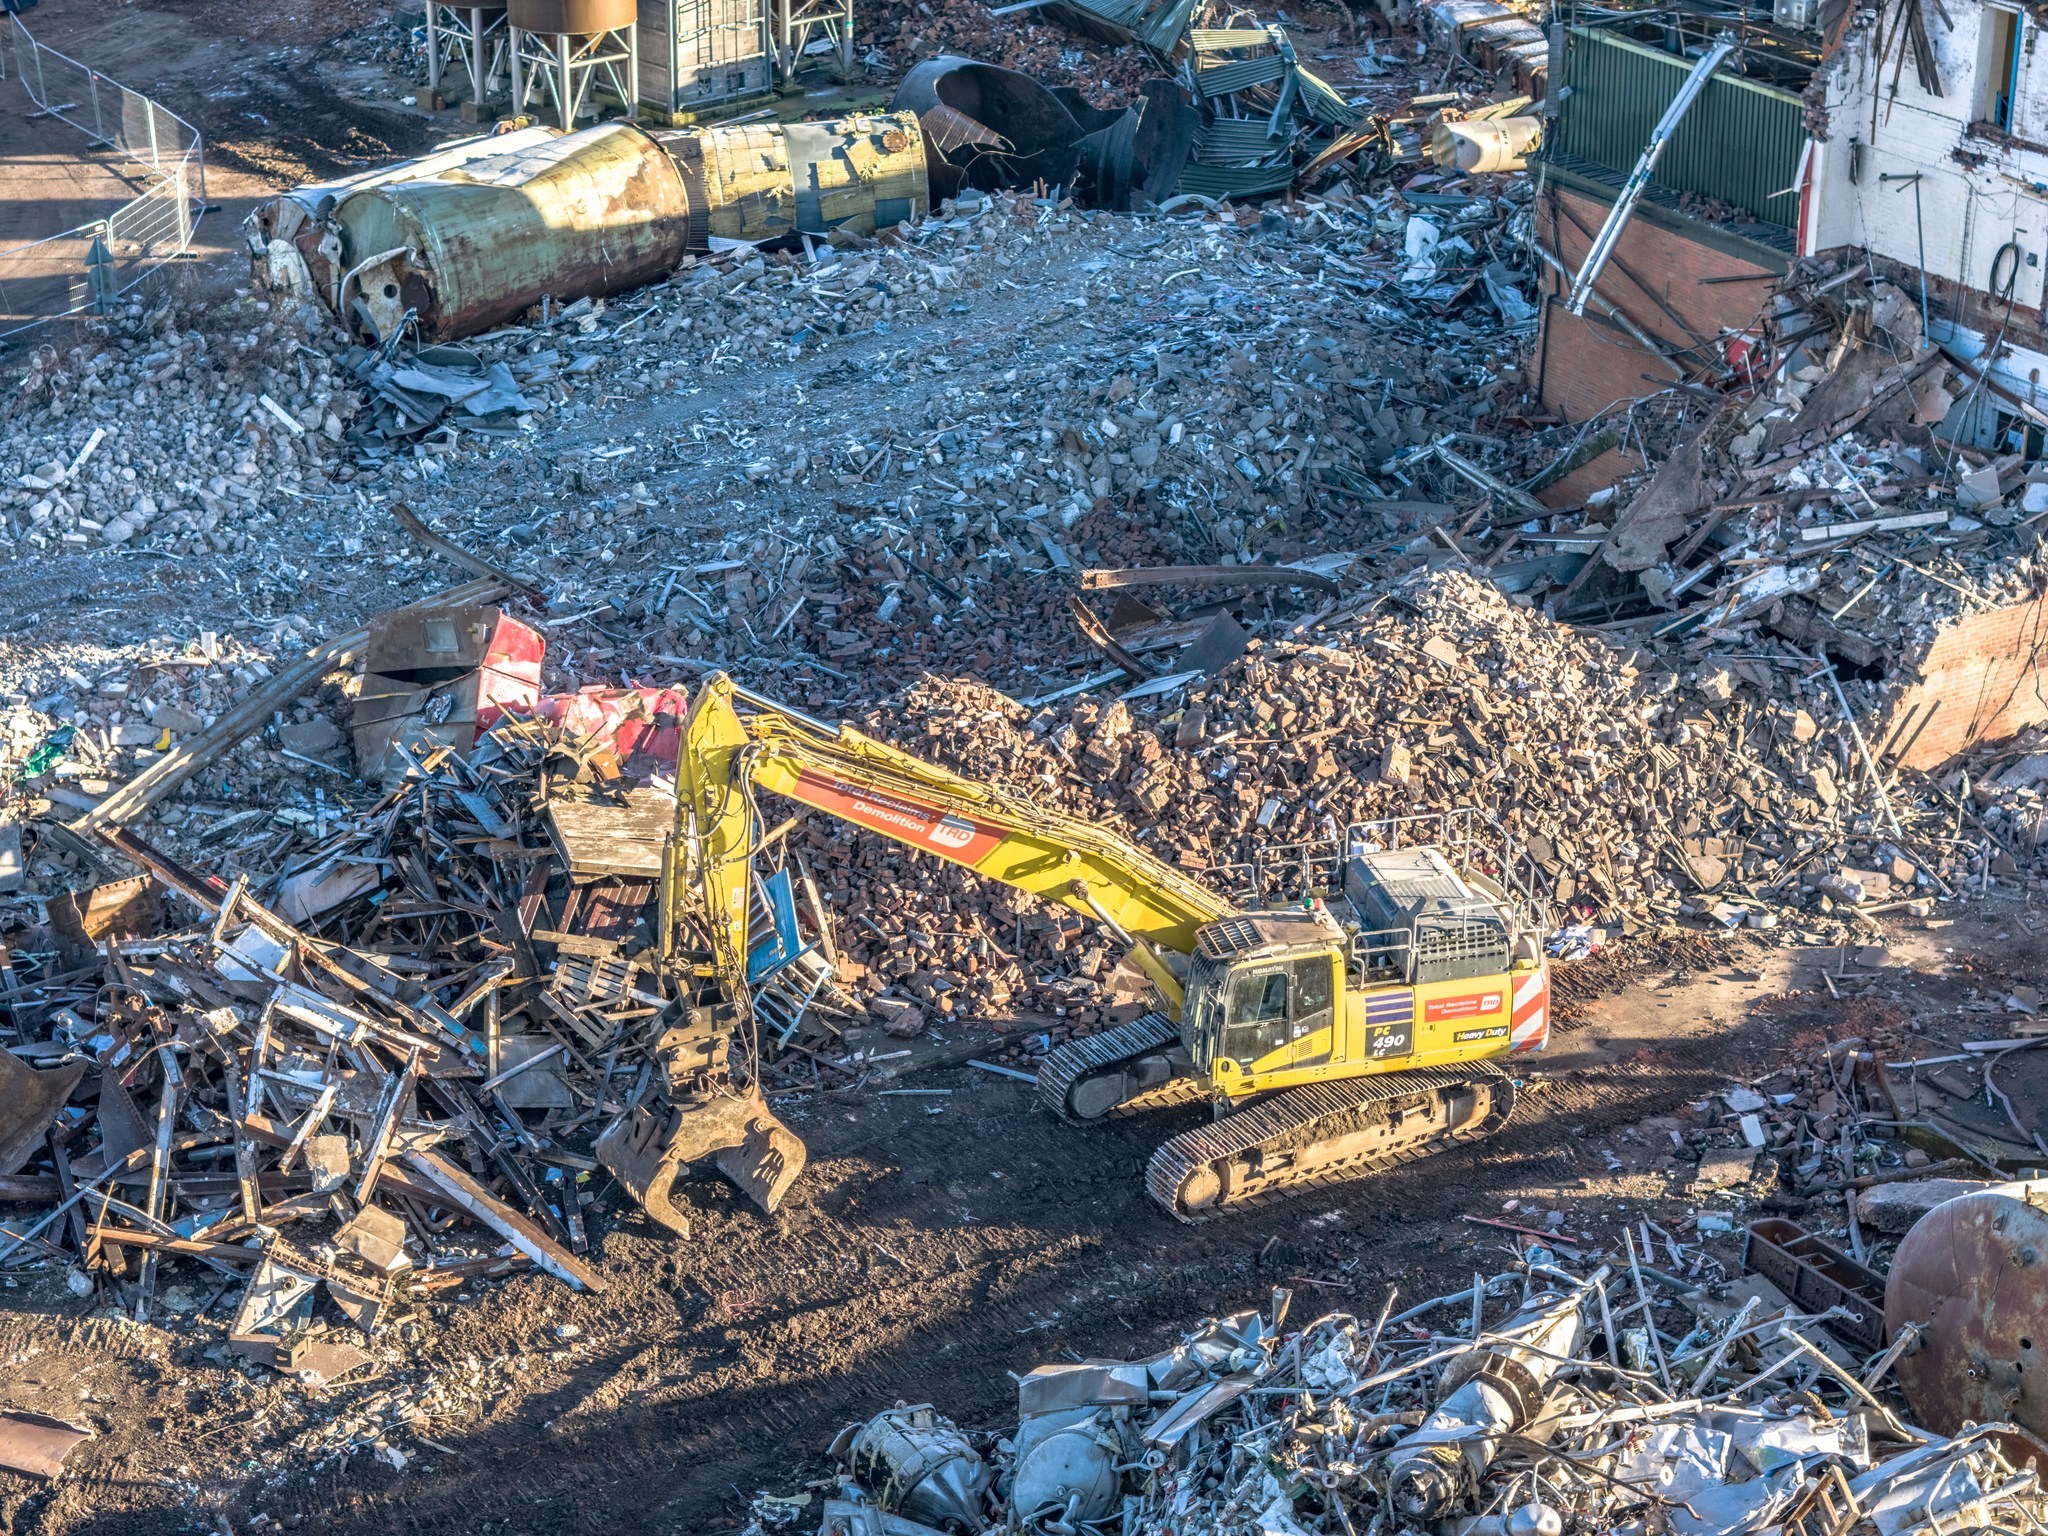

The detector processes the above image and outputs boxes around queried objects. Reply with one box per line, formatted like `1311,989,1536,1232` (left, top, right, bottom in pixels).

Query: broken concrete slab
1855,1177,1992,1234
1691,1146,1759,1193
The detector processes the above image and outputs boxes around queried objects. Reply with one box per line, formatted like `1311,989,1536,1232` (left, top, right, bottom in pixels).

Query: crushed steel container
331,121,693,342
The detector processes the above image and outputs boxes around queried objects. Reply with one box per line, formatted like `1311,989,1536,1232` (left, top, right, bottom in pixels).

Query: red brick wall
1538,446,1642,508
1538,312,1684,424
1880,592,2048,770
1536,185,1780,422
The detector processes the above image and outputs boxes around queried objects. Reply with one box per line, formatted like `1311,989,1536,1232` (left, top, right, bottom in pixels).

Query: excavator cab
1175,843,1542,1103
1180,913,1348,1090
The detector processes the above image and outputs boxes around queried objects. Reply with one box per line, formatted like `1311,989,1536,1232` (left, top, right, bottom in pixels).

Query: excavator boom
602,673,1242,1228
678,673,1239,1010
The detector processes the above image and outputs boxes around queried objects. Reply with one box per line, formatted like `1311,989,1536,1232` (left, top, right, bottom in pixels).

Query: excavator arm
622,674,1537,1227
676,672,1240,1013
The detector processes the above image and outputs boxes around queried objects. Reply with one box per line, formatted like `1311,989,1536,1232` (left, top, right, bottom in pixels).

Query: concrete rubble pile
756,1239,2048,1536
8,134,1546,572
1,303,364,555
1,191,1111,558
332,177,1541,494
593,192,1545,699
754,196,1539,576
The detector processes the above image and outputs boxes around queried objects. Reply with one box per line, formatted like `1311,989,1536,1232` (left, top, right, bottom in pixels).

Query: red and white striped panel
1509,968,1550,1054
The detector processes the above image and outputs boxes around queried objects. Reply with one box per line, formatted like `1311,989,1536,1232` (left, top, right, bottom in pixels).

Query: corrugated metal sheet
1296,68,1356,126
1178,161,1296,197
1041,0,1199,55
1193,117,1291,162
1195,54,1289,96
1553,27,1805,230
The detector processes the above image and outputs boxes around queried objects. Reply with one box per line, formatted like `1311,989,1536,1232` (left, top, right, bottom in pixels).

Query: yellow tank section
680,112,929,244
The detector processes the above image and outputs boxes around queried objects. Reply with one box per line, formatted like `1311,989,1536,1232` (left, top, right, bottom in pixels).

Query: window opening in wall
1992,408,2045,460
1981,6,2024,130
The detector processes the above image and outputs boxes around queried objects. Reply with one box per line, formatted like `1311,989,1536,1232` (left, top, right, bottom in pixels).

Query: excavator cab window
1223,954,1336,1070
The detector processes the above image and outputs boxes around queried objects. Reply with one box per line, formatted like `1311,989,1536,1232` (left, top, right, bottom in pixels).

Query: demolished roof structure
1532,0,2048,435
1538,250,2048,776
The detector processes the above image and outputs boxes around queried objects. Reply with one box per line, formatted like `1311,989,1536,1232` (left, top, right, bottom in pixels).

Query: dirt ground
0,80,146,329
3,895,2037,1534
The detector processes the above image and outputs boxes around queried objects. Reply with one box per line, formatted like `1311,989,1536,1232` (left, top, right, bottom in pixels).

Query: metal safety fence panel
0,16,207,340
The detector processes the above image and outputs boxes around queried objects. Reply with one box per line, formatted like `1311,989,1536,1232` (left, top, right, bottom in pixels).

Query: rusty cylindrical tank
668,111,928,246
331,121,693,343
1885,1179,2048,1437
506,0,633,31
246,125,562,299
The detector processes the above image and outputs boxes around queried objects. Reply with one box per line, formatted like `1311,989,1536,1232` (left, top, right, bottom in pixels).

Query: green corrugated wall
1553,27,1806,230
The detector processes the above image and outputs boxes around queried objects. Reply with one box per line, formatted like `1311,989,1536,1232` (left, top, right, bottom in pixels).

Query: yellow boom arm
674,672,1239,1010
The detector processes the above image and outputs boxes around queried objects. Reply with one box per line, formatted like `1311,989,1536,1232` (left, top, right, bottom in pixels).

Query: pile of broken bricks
817,566,2032,979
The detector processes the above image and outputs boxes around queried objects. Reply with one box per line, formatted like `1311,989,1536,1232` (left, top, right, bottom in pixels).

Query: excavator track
1036,1011,1203,1122
1145,1062,1516,1221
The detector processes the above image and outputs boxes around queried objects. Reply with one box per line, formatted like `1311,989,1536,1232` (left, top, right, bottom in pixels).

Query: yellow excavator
604,672,1552,1223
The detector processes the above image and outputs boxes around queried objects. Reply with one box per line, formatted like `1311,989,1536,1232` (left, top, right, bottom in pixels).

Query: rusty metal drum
1885,1179,2048,1437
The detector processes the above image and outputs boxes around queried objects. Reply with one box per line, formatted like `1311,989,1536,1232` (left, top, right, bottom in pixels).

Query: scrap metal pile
0,624,819,1376
895,30,1370,216
768,1246,2048,1536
